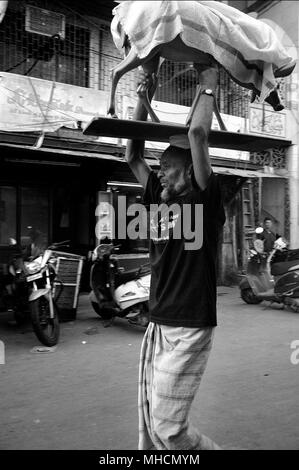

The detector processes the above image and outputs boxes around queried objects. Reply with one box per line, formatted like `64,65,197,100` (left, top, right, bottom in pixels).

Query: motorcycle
240,228,299,312
89,243,151,327
2,240,70,346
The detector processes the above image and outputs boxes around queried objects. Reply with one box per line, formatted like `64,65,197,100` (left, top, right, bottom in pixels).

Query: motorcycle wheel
91,301,114,320
241,288,262,305
30,296,60,346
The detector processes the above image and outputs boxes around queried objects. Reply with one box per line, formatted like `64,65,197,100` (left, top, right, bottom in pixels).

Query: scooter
240,228,299,312
89,243,151,327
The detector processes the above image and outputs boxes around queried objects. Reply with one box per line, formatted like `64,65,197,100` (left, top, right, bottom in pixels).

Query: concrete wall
261,178,286,236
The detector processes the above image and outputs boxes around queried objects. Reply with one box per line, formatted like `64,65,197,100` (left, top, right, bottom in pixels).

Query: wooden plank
82,117,291,152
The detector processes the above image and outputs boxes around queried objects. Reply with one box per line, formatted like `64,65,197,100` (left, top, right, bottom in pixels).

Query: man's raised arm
187,63,219,191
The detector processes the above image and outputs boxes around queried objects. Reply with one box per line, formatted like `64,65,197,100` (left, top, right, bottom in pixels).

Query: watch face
205,89,213,94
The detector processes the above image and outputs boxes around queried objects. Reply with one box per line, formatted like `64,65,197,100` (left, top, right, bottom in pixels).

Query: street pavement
0,286,299,450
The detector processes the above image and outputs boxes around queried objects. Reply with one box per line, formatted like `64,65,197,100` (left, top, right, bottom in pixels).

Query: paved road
0,287,298,450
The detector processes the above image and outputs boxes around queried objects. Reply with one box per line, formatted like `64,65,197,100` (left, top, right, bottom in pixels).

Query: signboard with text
249,104,286,138
0,72,108,133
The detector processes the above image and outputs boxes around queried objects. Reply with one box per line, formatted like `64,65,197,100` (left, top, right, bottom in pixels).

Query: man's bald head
161,146,192,170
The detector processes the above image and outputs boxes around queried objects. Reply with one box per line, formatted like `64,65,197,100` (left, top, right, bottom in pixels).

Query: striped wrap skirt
138,322,221,450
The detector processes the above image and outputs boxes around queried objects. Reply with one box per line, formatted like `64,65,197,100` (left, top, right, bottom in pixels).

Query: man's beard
160,180,190,202
160,187,172,202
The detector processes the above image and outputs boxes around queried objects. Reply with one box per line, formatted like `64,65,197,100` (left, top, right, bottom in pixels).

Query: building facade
0,0,297,285
253,0,299,249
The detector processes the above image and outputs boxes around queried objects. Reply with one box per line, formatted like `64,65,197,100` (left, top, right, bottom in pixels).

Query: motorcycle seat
271,259,299,276
115,269,140,288
273,248,299,263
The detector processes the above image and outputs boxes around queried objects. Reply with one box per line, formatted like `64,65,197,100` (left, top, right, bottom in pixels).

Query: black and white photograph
0,0,298,458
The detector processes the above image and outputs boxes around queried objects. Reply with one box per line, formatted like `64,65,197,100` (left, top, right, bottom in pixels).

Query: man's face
157,153,191,202
265,220,272,230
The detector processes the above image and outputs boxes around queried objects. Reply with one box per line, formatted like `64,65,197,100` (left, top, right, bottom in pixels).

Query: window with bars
155,61,251,117
155,62,198,108
0,3,90,87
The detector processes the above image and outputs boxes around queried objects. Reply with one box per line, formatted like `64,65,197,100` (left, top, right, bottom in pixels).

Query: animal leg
137,56,162,123
250,88,284,112
107,48,143,118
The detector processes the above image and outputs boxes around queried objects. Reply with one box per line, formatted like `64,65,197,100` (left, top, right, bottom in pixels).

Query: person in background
23,228,46,259
261,217,280,253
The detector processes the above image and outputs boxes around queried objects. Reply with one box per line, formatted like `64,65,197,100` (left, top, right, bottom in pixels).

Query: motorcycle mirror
255,227,264,234
274,237,288,250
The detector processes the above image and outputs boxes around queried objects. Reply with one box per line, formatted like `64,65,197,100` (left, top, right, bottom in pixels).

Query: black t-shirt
143,171,225,328
261,230,278,252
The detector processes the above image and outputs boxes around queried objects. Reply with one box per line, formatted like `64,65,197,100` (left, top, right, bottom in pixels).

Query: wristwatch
201,88,214,97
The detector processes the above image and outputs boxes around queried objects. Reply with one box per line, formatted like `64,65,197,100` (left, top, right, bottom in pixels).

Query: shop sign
0,72,109,133
249,103,286,138
95,192,114,243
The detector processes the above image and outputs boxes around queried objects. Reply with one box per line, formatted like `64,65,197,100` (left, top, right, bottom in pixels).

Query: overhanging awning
0,142,288,178
0,141,159,167
213,166,288,178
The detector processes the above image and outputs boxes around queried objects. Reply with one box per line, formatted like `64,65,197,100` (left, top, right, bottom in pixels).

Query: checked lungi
138,322,220,450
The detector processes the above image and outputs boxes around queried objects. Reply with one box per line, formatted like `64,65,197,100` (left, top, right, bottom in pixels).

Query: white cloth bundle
111,0,295,102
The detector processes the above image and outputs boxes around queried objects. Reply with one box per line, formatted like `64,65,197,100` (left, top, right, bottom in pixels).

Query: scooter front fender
29,288,50,302
239,277,250,290
89,291,97,304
